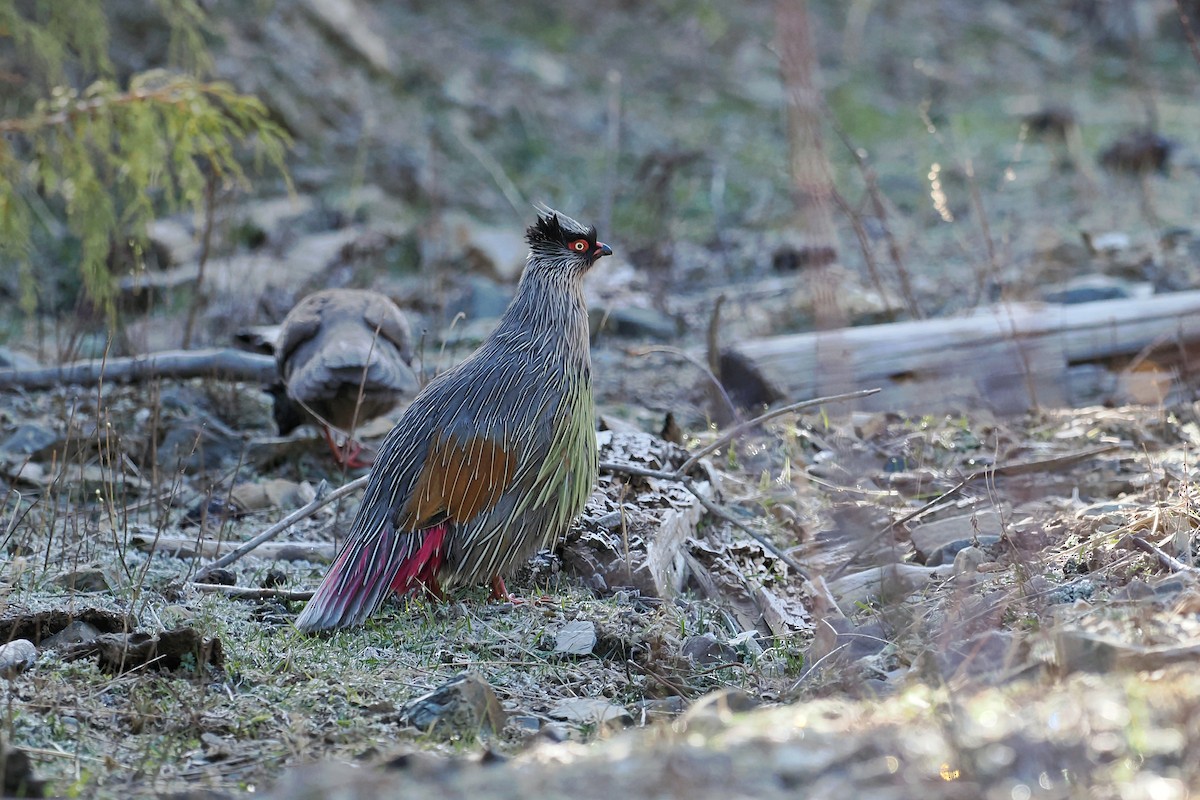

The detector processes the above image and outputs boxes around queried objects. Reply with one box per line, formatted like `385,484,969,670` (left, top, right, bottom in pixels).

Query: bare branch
0,349,277,391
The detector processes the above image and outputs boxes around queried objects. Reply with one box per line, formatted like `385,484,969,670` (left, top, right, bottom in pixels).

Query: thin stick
675,388,880,477
825,443,1123,580
192,476,368,579
1125,534,1200,576
190,584,315,601
632,345,738,422
597,457,811,580
681,477,810,580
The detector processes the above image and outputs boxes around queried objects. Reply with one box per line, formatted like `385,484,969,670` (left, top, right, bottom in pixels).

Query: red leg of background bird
321,426,371,468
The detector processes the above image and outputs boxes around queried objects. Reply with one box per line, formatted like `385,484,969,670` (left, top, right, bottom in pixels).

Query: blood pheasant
274,289,419,467
295,208,611,631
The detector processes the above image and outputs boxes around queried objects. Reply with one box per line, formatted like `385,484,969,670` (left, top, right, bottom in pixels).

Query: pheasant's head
524,205,612,275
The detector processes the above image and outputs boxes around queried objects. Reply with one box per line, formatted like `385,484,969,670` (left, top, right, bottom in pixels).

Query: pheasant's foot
489,575,552,606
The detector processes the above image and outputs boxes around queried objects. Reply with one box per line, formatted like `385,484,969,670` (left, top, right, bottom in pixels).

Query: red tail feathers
295,523,447,632
389,524,446,596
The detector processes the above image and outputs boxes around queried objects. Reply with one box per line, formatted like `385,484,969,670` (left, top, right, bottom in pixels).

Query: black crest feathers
526,205,596,251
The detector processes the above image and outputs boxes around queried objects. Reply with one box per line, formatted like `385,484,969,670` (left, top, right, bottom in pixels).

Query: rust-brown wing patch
396,434,516,530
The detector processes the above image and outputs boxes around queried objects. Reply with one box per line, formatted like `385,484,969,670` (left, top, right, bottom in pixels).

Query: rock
0,640,37,679
589,306,678,340
909,510,1004,562
302,0,395,76
548,698,631,731
827,564,939,610
930,630,1017,682
156,417,243,474
1041,274,1152,305
632,696,685,723
400,672,506,736
554,620,597,656
926,535,1001,567
510,715,542,734
805,616,889,671
230,479,310,511
1088,231,1132,253
444,216,527,282
681,633,739,666
952,546,987,576
1111,578,1155,602
41,621,102,650
147,217,201,266
0,423,59,457
446,275,514,321
53,566,116,592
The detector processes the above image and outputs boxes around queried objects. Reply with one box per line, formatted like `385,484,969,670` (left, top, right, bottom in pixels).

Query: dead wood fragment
62,626,223,674
0,348,277,391
132,534,335,564
0,608,132,646
722,291,1200,413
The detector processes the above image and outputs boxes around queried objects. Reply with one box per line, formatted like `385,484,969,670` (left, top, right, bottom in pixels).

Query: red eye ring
571,240,588,252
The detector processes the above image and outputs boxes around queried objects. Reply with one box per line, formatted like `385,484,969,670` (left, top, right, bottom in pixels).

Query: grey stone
589,306,678,340
399,671,506,736
554,620,597,656
156,417,243,474
510,715,541,733
0,347,39,370
53,567,116,592
910,511,1004,562
0,639,37,679
0,423,59,457
681,633,739,666
548,697,631,730
448,275,513,322
927,535,1001,567
41,621,102,650
952,545,987,576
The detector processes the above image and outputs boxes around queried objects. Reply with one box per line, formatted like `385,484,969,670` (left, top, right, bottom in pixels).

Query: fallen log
0,348,277,391
721,291,1200,414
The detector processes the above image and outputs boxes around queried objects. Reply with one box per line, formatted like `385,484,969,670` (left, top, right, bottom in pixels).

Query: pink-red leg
489,574,521,603
489,575,553,606
321,426,371,469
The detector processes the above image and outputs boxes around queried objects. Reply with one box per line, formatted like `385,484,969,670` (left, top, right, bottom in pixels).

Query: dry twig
192,477,368,581
0,349,276,390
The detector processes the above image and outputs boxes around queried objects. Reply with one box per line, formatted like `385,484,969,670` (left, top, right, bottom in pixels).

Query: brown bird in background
274,288,419,467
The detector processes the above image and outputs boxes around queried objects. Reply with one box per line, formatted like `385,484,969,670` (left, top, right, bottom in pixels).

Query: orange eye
571,240,588,252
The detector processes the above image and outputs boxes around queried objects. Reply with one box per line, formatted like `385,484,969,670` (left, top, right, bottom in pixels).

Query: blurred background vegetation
0,0,1196,355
